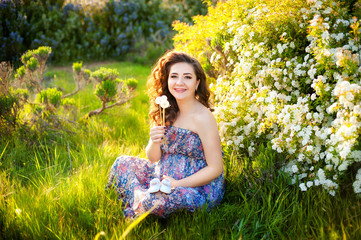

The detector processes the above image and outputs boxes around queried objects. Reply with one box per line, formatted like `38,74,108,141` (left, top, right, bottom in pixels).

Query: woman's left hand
162,175,178,187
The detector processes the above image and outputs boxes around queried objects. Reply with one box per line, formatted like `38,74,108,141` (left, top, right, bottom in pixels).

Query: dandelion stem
163,108,165,126
159,106,162,125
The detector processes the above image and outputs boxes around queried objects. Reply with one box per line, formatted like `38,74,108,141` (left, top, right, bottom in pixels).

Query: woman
107,51,225,218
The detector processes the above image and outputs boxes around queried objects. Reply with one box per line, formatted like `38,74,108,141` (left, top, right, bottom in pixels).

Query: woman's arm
165,111,224,188
146,125,166,163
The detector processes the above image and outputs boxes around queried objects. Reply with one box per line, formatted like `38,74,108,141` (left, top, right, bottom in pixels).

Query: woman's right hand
149,126,166,144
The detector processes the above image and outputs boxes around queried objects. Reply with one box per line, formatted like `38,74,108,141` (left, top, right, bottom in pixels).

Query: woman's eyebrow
170,72,193,75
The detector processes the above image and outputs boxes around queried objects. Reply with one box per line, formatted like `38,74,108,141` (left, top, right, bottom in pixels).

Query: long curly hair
147,51,212,126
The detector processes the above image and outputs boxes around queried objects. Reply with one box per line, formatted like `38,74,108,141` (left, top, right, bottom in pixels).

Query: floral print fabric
107,125,225,218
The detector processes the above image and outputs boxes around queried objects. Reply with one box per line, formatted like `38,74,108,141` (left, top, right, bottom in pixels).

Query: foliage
91,0,171,58
161,0,209,23
15,46,52,93
174,0,361,195
0,61,360,239
63,61,91,98
0,62,23,138
1,46,137,143
1,0,208,65
124,78,138,90
36,88,63,109
88,67,138,117
0,0,30,64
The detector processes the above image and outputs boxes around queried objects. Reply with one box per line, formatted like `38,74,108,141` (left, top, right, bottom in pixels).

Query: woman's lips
174,88,186,93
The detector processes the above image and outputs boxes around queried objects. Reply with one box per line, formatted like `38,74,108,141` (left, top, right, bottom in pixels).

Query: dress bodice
160,125,205,161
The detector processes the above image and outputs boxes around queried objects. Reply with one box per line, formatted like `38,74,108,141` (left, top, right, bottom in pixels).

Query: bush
87,67,138,117
161,0,209,23
1,0,209,65
1,46,138,144
174,0,361,195
0,0,31,65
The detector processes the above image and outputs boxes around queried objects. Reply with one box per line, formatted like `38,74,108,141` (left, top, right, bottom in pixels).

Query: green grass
1,61,361,239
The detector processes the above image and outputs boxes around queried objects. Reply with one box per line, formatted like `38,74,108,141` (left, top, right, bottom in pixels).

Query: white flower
155,95,168,105
314,1,323,9
353,180,361,193
160,101,170,109
345,92,354,101
338,160,349,171
325,165,333,171
324,7,332,14
314,179,320,186
155,97,161,105
326,152,333,160
292,165,298,173
156,95,170,108
299,183,307,191
311,93,317,100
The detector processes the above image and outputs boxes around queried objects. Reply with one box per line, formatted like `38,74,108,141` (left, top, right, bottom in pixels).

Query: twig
86,99,128,117
62,88,81,98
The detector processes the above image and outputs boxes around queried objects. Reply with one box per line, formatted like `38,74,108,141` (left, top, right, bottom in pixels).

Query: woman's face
167,62,200,101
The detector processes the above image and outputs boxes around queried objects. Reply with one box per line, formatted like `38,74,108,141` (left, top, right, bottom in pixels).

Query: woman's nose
175,77,184,85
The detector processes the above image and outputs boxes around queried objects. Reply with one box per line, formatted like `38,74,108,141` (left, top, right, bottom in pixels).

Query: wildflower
299,183,307,191
155,95,170,126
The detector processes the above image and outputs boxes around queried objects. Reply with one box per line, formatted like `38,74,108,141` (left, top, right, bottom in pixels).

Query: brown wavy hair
147,51,213,126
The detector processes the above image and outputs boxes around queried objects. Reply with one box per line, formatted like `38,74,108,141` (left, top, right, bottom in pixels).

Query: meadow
0,60,360,239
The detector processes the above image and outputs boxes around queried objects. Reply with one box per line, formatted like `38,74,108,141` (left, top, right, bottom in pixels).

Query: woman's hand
150,126,166,144
146,126,166,163
162,175,178,188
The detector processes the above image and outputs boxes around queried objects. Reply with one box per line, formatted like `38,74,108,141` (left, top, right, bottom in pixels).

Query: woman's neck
176,97,199,116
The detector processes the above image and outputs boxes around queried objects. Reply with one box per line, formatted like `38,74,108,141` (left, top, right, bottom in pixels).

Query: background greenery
1,61,361,239
0,0,209,65
1,0,361,239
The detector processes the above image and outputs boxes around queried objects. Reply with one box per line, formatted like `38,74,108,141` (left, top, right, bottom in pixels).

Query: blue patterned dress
107,125,225,218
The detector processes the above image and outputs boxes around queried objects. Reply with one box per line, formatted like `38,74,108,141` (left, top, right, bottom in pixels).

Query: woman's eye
170,75,177,79
185,76,192,79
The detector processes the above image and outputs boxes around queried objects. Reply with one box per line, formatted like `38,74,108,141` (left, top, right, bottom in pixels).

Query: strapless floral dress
106,125,225,218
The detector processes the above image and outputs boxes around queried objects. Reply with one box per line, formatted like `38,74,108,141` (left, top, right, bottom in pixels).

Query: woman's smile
174,87,187,93
168,62,199,101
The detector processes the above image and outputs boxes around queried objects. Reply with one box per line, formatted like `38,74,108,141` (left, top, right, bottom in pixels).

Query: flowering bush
174,0,361,195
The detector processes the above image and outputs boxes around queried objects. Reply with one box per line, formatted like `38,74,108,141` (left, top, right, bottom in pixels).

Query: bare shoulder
192,104,222,156
193,104,218,135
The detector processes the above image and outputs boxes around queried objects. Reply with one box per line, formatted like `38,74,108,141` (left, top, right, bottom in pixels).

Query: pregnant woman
107,51,225,218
